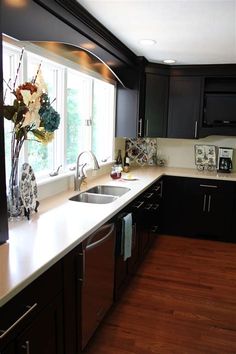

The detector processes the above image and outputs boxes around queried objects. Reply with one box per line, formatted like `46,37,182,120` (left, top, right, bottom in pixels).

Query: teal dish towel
122,213,133,261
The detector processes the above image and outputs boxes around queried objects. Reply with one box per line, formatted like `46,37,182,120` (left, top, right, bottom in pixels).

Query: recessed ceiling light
139,39,156,46
163,59,176,64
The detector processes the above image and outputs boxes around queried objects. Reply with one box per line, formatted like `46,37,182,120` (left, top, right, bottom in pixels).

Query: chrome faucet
74,150,100,191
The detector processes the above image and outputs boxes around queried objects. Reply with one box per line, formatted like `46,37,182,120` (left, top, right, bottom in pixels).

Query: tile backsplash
115,136,236,171
125,138,157,166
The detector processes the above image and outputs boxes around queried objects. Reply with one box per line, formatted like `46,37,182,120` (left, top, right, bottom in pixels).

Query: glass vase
7,134,25,219
8,157,22,218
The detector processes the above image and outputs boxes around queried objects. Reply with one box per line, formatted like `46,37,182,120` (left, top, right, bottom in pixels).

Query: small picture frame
194,145,216,170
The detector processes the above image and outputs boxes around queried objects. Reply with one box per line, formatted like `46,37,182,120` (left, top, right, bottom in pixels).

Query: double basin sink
69,185,130,204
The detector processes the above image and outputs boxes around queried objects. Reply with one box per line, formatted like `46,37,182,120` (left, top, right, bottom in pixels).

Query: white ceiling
77,0,236,65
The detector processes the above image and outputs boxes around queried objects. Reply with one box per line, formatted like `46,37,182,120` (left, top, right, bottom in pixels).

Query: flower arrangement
3,47,61,217
4,53,60,145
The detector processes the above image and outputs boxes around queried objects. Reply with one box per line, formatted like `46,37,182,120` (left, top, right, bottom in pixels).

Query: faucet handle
80,163,87,177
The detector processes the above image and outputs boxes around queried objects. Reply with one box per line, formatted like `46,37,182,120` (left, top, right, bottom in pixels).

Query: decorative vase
7,134,25,219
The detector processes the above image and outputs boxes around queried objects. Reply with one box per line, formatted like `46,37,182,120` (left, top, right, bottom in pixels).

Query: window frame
2,36,116,184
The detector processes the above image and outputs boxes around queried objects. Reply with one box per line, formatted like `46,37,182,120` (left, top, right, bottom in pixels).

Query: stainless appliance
80,222,115,350
217,147,233,172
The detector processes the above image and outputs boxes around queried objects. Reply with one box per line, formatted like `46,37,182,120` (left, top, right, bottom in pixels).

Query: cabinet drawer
0,261,62,347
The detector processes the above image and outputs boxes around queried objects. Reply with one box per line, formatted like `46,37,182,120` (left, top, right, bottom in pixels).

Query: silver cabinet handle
194,121,198,138
0,303,38,339
144,203,152,210
78,250,85,282
138,118,142,137
151,225,159,233
208,195,211,212
203,194,207,212
145,192,154,199
133,201,144,209
200,184,218,189
152,185,161,192
21,340,30,354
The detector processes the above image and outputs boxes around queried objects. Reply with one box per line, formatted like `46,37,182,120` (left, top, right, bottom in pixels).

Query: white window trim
3,35,116,198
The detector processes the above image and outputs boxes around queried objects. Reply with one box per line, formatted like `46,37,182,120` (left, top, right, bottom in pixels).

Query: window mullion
89,78,94,151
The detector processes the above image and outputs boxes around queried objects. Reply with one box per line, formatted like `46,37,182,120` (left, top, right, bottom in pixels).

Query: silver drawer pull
0,303,38,339
203,194,207,212
133,201,144,209
151,225,159,233
208,195,211,212
152,204,160,210
200,184,218,189
22,340,30,354
145,192,154,199
153,185,161,192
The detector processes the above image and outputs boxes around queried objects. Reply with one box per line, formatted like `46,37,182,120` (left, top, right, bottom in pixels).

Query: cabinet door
116,85,139,137
199,181,235,240
1,342,15,354
16,295,64,354
145,73,168,137
162,176,189,235
184,179,236,240
168,77,203,138
127,223,140,274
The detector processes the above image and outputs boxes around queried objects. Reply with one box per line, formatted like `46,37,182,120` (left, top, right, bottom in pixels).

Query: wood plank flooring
84,235,236,354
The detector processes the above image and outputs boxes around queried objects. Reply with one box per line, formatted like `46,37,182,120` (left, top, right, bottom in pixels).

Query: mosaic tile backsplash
125,138,157,166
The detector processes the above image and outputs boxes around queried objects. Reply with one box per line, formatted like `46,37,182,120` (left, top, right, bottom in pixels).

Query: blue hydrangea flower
39,106,60,132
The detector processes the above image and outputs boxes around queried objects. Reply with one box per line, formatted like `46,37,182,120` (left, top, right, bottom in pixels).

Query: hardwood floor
84,235,236,354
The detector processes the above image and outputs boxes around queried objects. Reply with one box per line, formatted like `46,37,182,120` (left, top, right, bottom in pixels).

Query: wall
157,136,236,171
115,136,236,171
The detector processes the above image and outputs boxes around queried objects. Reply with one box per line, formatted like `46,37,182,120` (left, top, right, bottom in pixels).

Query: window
3,39,116,186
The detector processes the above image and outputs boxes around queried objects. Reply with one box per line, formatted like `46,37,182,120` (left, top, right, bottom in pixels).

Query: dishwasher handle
86,224,115,251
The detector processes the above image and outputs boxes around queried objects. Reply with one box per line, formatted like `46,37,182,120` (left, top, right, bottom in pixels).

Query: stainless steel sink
69,192,117,204
86,185,130,196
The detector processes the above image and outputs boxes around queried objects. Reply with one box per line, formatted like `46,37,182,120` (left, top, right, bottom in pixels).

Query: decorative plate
194,144,216,170
19,163,38,213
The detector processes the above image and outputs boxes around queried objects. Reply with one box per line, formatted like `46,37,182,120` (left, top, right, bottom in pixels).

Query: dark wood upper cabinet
167,76,203,139
145,73,169,137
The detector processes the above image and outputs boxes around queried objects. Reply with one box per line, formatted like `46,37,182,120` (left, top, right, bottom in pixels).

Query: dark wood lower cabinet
0,263,63,354
16,295,64,354
1,342,15,354
162,176,236,242
114,179,163,299
2,175,236,354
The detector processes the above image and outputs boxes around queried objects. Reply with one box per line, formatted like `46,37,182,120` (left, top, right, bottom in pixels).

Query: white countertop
1,166,236,307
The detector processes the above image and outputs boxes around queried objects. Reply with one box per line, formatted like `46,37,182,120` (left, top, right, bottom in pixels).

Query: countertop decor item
19,163,39,220
3,47,60,218
125,138,157,166
194,144,216,171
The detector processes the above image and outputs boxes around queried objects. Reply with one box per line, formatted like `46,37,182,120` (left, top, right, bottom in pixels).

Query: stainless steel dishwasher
80,222,115,350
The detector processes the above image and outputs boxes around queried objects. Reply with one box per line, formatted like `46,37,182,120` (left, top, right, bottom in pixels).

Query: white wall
157,136,236,170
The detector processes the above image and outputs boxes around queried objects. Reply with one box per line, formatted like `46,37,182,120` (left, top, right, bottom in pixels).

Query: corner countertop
1,166,236,307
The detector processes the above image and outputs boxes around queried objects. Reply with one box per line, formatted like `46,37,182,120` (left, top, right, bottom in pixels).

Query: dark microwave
203,93,236,127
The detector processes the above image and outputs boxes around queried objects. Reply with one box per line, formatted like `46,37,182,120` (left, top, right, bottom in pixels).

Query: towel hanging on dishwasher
122,213,133,261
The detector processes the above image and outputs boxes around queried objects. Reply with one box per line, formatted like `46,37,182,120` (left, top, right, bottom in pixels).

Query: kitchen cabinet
114,179,163,299
162,176,236,241
184,178,236,240
1,342,15,354
167,77,203,138
16,295,63,354
116,83,139,138
200,77,236,137
144,73,169,137
0,262,63,354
